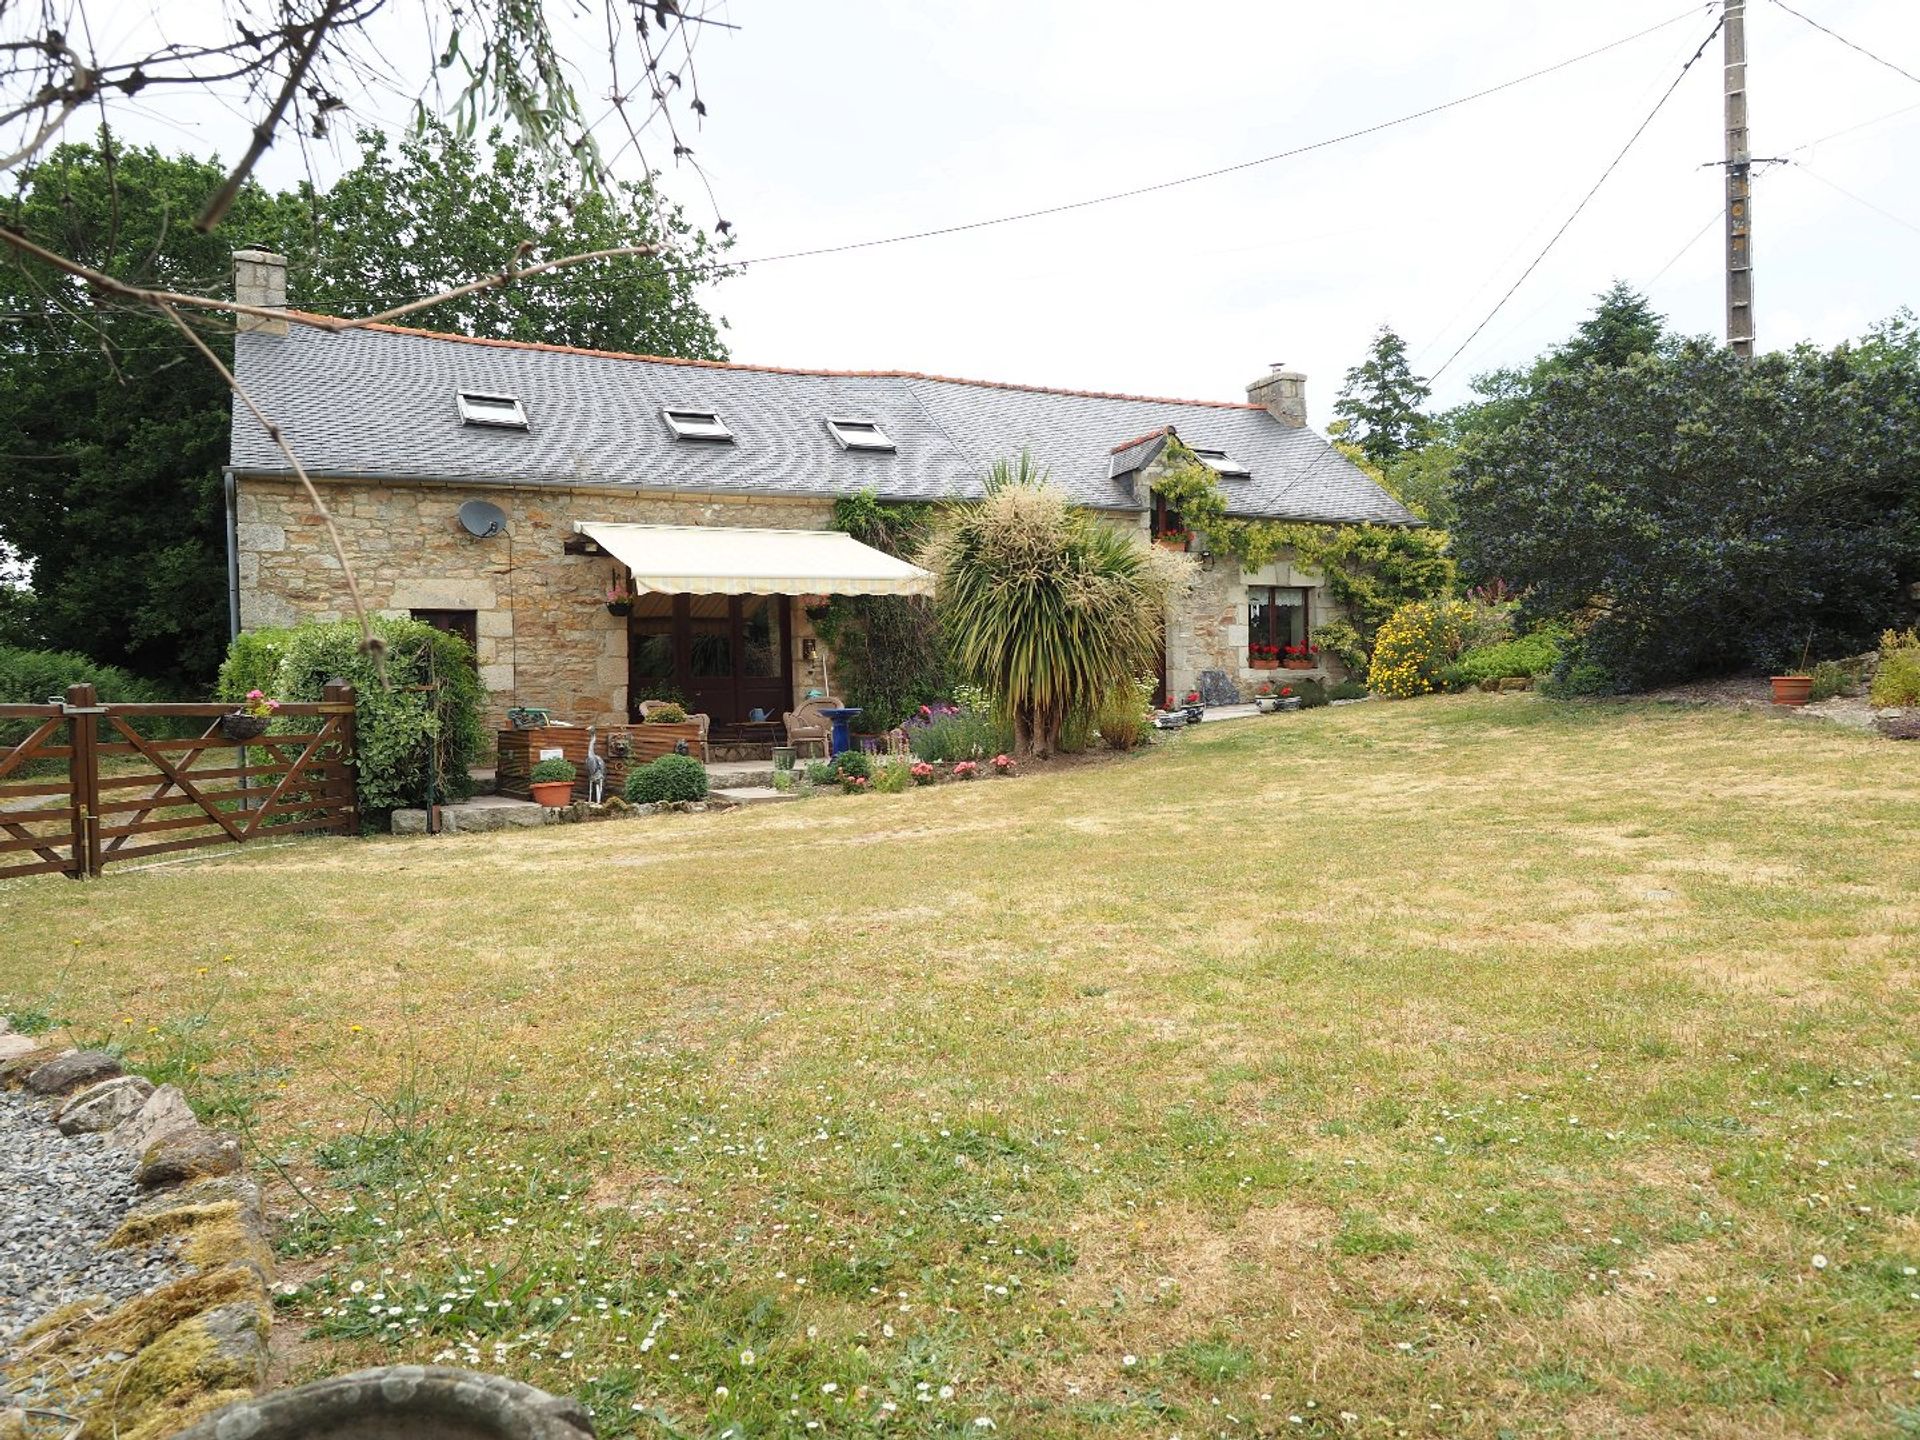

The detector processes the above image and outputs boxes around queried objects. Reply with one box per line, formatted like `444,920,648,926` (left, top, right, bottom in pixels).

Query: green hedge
0,644,168,745
219,618,485,819
0,643,160,705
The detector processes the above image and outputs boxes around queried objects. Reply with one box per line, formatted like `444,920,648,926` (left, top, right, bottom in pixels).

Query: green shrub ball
624,753,710,804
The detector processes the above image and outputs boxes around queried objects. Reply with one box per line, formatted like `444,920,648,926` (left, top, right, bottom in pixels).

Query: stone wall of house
1162,545,1348,702
234,477,836,729
1102,508,1351,704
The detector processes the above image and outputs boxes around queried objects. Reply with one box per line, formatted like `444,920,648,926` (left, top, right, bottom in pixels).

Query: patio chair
638,700,711,761
783,696,840,759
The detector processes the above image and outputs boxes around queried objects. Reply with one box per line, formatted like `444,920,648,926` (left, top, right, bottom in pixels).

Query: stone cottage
225,249,1415,735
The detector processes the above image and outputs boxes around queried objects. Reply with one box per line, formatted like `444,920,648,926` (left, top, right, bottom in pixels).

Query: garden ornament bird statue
585,727,606,804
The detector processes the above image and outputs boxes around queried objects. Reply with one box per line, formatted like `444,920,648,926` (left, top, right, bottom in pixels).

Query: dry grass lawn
2,693,1917,1438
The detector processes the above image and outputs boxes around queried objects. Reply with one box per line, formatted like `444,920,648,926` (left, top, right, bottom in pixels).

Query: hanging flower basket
219,712,270,742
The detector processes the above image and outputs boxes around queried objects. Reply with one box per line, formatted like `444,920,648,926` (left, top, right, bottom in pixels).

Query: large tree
0,127,731,683
297,122,732,354
1451,328,1920,689
1333,324,1432,468
0,139,310,682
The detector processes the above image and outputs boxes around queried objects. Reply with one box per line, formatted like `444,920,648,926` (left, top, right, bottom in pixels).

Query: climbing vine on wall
807,491,950,729
1151,437,1455,639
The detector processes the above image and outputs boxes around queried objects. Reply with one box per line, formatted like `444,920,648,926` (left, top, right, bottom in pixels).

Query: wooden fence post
65,682,100,879
323,679,357,834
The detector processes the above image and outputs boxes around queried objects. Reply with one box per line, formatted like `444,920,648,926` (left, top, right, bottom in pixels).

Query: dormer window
663,407,733,442
457,391,528,429
825,418,895,453
1193,448,1251,478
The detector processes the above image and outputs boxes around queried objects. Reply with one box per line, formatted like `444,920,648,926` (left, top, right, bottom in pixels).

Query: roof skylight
663,407,734,442
825,418,896,453
457,390,529,429
1193,447,1251,478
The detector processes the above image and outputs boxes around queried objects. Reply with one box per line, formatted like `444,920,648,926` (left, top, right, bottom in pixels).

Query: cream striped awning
576,521,934,597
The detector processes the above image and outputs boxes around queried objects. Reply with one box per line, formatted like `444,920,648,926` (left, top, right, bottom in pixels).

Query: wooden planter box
497,722,706,800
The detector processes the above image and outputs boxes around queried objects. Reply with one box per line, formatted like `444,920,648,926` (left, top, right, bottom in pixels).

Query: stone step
711,786,796,806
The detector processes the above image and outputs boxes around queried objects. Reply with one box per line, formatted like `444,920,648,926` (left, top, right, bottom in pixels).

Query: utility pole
1724,0,1754,359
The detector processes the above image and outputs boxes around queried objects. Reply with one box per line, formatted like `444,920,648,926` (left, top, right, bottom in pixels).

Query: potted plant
1250,643,1280,671
1275,684,1303,711
220,689,278,741
529,757,577,806
606,578,633,617
1282,642,1320,671
1155,528,1192,552
1253,680,1282,713
1180,690,1205,725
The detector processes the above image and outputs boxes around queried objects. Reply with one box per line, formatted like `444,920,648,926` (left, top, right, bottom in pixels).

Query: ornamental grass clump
926,456,1187,756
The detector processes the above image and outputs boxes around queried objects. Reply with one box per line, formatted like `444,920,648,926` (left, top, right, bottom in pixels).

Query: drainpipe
224,471,241,642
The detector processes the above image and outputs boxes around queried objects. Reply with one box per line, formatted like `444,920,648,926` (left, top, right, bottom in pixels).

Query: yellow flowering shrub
1368,599,1472,699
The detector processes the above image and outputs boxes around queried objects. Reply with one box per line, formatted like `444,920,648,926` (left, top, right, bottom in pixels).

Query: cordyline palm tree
924,454,1188,757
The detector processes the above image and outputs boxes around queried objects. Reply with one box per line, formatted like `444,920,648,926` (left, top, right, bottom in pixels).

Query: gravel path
0,1086,184,1344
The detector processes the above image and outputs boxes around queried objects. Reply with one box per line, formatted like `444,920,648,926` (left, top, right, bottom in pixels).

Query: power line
1643,206,1727,288
1428,16,1725,382
718,4,1715,272
1789,158,1920,238
1768,0,1920,90
1784,99,1920,153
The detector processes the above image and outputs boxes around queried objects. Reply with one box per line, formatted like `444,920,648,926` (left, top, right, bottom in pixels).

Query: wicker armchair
782,696,840,759
638,700,711,761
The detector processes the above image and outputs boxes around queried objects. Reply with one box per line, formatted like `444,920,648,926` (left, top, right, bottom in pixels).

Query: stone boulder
0,1032,40,1063
108,1083,200,1155
57,1074,156,1135
172,1366,597,1440
24,1048,122,1096
137,1129,244,1189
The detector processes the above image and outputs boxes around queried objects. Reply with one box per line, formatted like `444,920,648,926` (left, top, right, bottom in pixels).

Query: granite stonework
234,478,835,730
235,474,1356,731
1136,516,1354,703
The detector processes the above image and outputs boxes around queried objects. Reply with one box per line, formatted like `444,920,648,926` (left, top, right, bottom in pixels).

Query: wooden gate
0,682,357,880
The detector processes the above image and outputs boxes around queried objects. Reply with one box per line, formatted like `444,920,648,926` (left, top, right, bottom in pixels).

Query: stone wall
1107,508,1352,703
236,475,1352,728
1164,546,1350,701
235,478,835,729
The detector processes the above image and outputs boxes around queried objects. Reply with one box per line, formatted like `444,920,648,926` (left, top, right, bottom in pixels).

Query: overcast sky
97,0,1920,420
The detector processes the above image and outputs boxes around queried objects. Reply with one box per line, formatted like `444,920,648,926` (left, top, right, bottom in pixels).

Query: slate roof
229,319,1416,526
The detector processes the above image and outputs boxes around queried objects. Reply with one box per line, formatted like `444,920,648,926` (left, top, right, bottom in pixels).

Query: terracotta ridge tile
1109,426,1171,454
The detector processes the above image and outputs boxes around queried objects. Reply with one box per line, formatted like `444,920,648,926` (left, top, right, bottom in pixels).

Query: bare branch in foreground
0,225,663,334
157,303,379,665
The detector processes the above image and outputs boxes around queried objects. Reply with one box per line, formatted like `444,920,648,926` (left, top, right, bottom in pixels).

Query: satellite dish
457,499,507,538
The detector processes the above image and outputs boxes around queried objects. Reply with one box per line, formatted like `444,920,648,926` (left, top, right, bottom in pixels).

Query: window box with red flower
1282,641,1320,671
1248,641,1280,670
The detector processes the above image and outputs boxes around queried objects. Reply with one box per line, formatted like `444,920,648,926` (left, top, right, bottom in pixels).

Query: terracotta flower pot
1282,659,1314,671
1769,675,1813,706
530,780,574,806
1250,658,1279,670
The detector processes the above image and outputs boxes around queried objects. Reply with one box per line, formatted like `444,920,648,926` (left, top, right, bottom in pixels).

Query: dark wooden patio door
628,594,791,729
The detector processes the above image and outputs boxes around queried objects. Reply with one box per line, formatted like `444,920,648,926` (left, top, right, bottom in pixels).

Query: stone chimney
1246,361,1307,428
232,248,288,336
